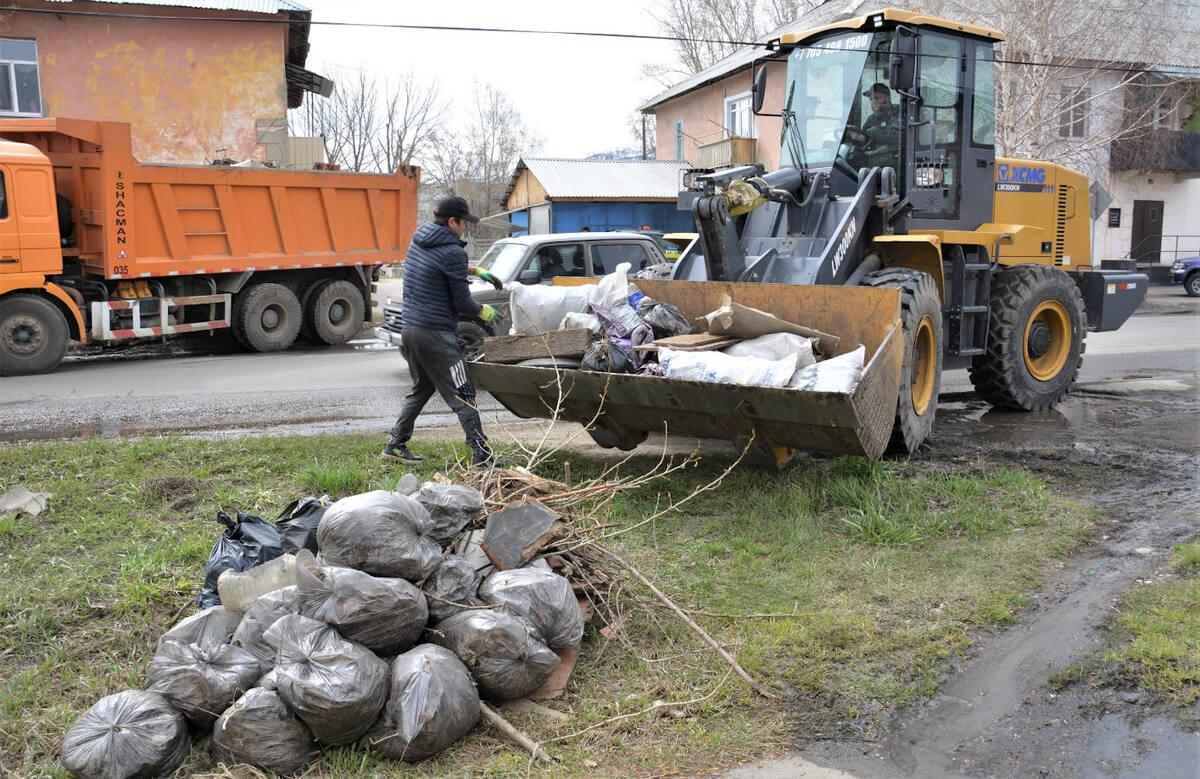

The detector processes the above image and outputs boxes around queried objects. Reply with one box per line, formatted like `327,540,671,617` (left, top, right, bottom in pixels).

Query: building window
673,119,684,160
1059,87,1088,138
0,39,42,117
724,91,755,138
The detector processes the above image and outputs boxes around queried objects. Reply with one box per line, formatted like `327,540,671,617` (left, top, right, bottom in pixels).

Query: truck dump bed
0,118,418,280
470,280,905,460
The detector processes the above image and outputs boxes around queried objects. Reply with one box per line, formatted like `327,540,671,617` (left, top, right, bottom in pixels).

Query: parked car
1170,256,1200,297
377,232,668,353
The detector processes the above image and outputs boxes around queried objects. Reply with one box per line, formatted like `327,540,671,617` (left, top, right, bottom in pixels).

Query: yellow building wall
3,2,288,164
506,167,548,209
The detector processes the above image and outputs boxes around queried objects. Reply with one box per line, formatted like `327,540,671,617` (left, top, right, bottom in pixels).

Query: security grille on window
724,92,755,138
1058,87,1088,138
0,39,42,116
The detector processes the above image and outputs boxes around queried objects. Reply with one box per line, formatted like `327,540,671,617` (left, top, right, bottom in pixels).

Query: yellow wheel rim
1023,300,1071,381
911,315,936,416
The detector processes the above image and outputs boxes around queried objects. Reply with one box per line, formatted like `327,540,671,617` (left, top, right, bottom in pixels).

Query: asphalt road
2,302,1196,443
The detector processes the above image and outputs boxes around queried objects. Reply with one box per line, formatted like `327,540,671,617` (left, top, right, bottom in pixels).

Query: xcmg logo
996,164,1047,184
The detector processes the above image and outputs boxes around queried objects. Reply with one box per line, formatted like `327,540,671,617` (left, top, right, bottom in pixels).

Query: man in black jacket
383,195,501,466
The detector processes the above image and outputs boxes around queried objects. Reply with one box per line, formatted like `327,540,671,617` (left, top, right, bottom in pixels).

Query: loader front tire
969,264,1085,410
233,283,302,353
0,294,69,376
862,269,943,454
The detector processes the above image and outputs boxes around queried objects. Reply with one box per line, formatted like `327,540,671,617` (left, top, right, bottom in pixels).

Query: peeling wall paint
3,4,288,164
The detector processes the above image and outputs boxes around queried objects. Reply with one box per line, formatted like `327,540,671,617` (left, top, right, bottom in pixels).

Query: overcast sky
301,0,679,158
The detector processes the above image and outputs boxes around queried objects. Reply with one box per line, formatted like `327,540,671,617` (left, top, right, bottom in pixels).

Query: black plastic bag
276,496,329,555
231,586,299,673
414,483,485,545
367,644,481,762
636,297,694,338
423,554,482,622
316,491,441,582
212,687,318,777
581,337,634,374
427,609,558,701
270,614,390,746
295,550,428,656
157,605,242,650
197,510,283,608
145,640,260,729
62,690,190,779
479,568,585,650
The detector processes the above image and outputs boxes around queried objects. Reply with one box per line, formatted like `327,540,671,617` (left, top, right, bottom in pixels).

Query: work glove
476,268,504,290
479,304,500,323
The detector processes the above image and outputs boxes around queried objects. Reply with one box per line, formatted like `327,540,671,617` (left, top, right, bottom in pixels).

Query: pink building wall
651,61,789,171
2,1,288,164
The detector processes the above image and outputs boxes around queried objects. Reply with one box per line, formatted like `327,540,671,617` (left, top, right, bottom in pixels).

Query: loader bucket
469,280,904,460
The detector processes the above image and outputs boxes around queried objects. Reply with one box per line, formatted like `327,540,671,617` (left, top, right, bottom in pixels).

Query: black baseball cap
433,195,480,224
863,82,891,97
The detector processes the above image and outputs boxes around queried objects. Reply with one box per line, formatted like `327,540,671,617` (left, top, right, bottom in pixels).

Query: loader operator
383,195,502,467
845,82,900,169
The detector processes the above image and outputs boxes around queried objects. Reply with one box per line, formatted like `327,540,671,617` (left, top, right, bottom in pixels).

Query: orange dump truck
0,118,419,375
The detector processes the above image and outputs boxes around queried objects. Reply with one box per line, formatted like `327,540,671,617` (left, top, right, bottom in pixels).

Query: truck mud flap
471,280,905,460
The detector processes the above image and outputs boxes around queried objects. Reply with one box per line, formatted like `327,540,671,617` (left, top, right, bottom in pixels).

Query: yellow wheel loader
469,9,1146,462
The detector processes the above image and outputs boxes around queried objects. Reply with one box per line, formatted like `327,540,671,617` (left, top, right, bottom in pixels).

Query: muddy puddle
804,385,1200,778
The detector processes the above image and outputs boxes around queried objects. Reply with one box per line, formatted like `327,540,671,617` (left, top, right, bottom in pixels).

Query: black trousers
390,326,486,448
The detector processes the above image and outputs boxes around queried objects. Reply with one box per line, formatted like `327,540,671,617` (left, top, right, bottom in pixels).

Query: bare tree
631,110,658,159
375,73,449,172
644,0,820,85
288,66,447,173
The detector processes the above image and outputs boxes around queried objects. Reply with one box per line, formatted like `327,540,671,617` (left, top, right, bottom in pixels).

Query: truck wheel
304,280,365,345
862,269,943,454
0,294,70,376
233,283,301,352
969,264,1086,411
1185,271,1200,298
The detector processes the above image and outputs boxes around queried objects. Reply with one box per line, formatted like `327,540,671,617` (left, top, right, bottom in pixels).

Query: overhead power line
1,5,1198,79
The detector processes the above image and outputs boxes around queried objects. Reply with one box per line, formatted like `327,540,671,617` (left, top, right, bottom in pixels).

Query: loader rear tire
0,294,69,376
233,283,302,353
862,268,943,454
304,280,365,345
969,264,1086,410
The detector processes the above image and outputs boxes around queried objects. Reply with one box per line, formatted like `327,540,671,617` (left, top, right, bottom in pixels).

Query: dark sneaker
382,443,423,462
470,446,502,469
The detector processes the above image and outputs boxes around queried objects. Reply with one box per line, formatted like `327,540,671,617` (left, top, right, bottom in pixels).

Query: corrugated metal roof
503,158,691,207
641,0,1200,110
44,0,309,14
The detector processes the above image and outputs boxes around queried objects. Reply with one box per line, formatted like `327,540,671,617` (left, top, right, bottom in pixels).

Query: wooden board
482,329,592,364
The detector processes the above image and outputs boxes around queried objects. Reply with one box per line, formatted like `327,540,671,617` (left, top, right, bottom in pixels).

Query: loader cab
776,18,997,230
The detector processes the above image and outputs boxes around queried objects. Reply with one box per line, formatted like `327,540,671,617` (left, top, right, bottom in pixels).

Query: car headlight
1171,262,1184,272
914,166,944,188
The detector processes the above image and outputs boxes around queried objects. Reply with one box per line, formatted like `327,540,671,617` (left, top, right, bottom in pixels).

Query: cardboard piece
705,295,840,355
633,333,740,352
527,645,578,701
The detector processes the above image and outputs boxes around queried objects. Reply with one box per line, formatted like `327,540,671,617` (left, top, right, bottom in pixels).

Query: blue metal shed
501,158,694,237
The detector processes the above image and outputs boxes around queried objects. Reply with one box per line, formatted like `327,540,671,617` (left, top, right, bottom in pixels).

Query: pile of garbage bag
63,478,588,774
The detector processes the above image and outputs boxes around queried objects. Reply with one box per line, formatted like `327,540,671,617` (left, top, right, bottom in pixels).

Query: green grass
0,437,1093,777
1102,543,1200,705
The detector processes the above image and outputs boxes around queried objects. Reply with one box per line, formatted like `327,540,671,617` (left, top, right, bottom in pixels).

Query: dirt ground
791,381,1200,778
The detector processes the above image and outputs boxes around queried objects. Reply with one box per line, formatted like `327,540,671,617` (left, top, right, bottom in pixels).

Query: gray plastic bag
367,644,481,762
295,550,428,656
231,585,299,673
428,609,558,701
414,482,485,544
423,554,482,622
271,614,390,745
479,568,585,650
62,690,190,779
317,491,441,581
212,687,317,776
145,640,259,729
157,605,243,650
